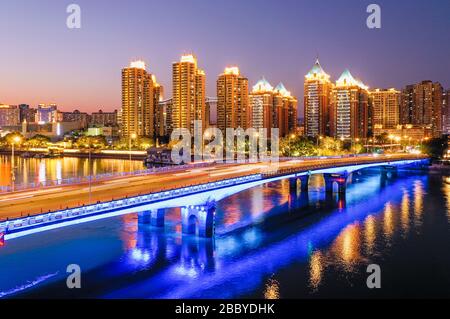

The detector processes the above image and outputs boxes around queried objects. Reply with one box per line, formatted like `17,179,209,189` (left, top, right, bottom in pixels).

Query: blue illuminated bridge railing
0,174,262,239
0,157,430,240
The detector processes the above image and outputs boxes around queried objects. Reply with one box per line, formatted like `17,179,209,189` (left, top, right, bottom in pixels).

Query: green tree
74,135,107,149
3,132,24,147
138,137,154,150
24,134,51,148
317,137,343,156
281,136,317,157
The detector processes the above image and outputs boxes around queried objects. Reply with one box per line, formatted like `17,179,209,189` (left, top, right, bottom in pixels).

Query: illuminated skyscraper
205,97,218,127
36,103,58,124
217,67,249,133
171,54,206,135
444,89,450,134
0,104,20,127
158,98,173,138
304,59,332,137
152,75,164,139
274,83,298,136
400,81,443,137
249,78,297,138
370,88,400,129
330,69,369,139
121,61,155,137
250,78,274,135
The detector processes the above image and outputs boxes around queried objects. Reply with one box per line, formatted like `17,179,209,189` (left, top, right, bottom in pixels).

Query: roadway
0,154,426,220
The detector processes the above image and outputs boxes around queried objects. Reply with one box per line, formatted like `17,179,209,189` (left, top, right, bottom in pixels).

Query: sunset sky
0,0,449,116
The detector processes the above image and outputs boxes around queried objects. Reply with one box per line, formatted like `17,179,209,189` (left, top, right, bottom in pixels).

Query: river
0,159,449,298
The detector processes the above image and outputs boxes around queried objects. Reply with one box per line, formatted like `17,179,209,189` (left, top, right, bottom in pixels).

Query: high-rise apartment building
249,78,297,138
18,104,36,123
400,85,414,125
36,103,58,124
274,83,298,136
121,60,155,138
90,110,118,126
0,104,20,127
171,54,206,135
61,109,89,128
205,97,218,127
152,75,164,139
370,88,400,129
158,98,173,137
444,90,450,134
250,78,275,136
330,69,369,139
304,59,332,137
400,81,443,137
217,67,249,133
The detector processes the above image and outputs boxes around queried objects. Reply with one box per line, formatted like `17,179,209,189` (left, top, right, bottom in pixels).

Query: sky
0,0,449,117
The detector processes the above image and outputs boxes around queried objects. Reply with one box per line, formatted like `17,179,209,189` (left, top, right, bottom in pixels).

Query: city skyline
0,0,449,114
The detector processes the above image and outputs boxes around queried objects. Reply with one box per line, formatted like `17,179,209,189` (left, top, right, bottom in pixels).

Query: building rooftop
305,59,330,81
336,69,368,90
252,77,273,93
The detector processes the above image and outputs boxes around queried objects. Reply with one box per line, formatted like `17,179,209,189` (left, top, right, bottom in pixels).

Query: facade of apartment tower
217,67,249,133
120,61,155,138
304,59,332,137
330,69,369,139
171,54,206,135
400,81,443,137
370,88,400,129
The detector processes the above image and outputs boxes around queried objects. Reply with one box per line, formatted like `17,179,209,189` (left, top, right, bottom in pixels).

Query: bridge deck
0,154,427,221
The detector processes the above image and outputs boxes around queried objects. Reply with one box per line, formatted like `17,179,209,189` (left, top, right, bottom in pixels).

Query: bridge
0,154,429,241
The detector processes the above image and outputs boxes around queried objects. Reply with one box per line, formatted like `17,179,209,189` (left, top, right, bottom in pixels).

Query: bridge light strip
1,174,262,240
0,158,428,241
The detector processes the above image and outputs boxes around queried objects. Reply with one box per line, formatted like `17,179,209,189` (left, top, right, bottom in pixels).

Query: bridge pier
181,237,215,272
289,175,309,192
138,208,165,227
324,172,348,194
381,165,398,179
181,202,216,238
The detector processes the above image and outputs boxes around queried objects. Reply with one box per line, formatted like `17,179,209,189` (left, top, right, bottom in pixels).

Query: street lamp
11,135,22,192
316,135,322,147
288,133,296,157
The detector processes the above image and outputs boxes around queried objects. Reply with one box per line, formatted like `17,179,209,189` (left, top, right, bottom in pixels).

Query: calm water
0,166,449,298
0,155,144,187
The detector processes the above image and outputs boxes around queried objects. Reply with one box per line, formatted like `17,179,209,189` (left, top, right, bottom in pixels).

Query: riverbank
0,149,147,161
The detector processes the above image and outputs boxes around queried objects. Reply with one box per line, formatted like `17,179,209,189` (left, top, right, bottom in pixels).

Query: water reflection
309,250,323,290
383,202,394,242
400,190,410,236
332,223,362,271
363,215,376,253
0,155,144,187
413,181,424,228
264,277,280,299
443,177,450,222
0,170,449,299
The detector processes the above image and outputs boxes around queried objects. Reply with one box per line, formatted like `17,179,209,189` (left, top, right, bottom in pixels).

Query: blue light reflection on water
0,169,449,298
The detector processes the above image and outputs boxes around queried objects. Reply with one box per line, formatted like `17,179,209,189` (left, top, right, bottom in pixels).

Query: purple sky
0,0,449,117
